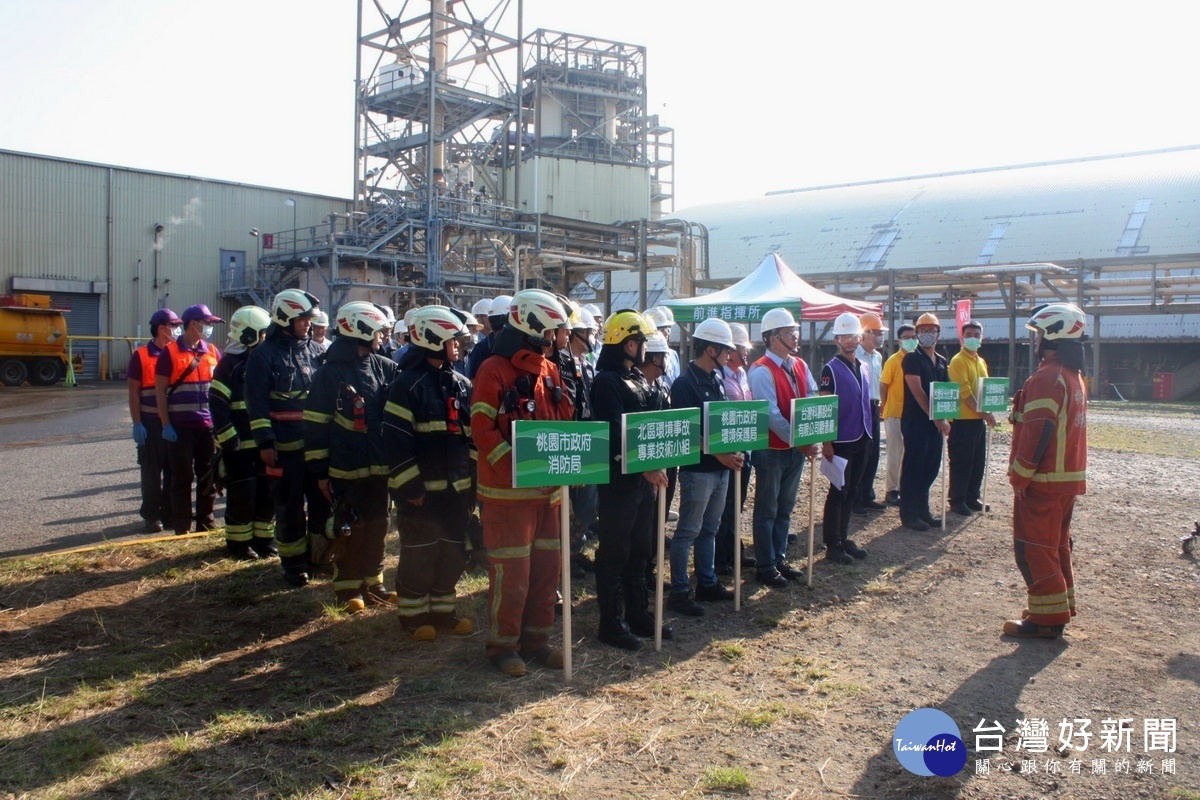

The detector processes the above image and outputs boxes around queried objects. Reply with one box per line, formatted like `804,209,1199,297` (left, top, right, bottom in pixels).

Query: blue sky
2,0,1196,209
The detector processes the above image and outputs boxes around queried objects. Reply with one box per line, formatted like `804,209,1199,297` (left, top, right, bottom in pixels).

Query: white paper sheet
820,454,848,490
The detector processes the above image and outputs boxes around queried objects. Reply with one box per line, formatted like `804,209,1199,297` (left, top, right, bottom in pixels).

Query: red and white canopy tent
661,253,881,324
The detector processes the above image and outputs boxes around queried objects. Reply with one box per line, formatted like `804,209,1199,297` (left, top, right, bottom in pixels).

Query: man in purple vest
818,313,873,565
747,307,819,588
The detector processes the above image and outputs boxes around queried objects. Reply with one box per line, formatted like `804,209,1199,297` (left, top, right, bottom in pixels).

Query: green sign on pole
512,420,611,488
703,400,770,454
791,395,839,446
976,377,1011,413
929,382,962,420
622,408,702,473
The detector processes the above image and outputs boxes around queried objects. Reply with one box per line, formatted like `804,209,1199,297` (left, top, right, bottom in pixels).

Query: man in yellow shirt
947,320,997,515
878,324,915,506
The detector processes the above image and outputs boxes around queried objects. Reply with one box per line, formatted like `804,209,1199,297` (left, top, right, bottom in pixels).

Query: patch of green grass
1168,789,1200,800
43,724,107,775
207,709,270,741
1088,422,1200,458
699,765,752,793
713,639,746,662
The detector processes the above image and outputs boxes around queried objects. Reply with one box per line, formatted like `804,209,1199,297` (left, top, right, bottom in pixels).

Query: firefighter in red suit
1004,303,1088,639
470,289,574,677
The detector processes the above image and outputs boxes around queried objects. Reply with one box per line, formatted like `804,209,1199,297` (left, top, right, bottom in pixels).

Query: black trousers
271,449,331,569
823,436,868,547
948,418,987,506
856,400,881,504
222,448,274,545
330,476,390,596
394,490,470,627
166,425,216,534
137,417,172,526
595,476,658,630
900,416,943,522
715,458,753,568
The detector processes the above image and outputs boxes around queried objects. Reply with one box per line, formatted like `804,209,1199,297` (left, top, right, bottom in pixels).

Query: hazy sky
2,0,1197,211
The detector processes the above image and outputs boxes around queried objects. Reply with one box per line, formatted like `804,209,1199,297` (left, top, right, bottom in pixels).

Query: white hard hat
373,303,397,327
832,312,862,336
644,332,671,354
643,307,668,328
654,305,676,326
694,318,735,349
729,322,750,348
310,310,329,327
403,307,419,327
582,303,603,320
489,294,514,317
761,307,798,332
471,298,492,317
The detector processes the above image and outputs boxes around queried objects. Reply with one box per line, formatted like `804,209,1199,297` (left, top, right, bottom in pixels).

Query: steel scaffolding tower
238,0,688,316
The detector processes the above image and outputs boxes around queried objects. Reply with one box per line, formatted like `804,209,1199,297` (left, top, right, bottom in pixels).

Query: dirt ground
1,405,1198,798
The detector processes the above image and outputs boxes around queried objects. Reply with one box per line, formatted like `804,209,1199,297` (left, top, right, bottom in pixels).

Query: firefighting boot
430,612,474,635
364,584,399,607
1001,619,1064,639
596,575,642,651
622,577,673,641
335,590,366,615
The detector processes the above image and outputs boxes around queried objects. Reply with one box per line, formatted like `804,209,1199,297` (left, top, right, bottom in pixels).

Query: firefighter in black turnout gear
553,298,600,578
210,306,276,559
383,306,477,640
303,301,399,614
245,289,329,586
590,310,673,651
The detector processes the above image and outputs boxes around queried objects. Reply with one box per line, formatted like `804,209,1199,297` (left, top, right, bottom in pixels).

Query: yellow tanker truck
0,294,70,386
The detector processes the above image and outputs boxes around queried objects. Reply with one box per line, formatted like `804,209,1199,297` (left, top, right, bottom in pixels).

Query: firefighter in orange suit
470,289,574,677
1004,303,1088,639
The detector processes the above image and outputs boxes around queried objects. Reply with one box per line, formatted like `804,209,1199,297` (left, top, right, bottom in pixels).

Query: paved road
0,383,223,558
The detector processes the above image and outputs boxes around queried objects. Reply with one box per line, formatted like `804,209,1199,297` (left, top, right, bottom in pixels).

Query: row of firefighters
128,288,1090,676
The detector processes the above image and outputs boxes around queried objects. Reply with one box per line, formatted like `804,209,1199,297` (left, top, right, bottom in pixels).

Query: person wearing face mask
818,313,873,565
947,320,997,516
899,313,951,531
879,324,916,507
128,308,184,533
155,303,223,536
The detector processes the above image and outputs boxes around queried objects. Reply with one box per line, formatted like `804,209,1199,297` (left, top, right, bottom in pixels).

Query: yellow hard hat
602,309,654,345
915,312,941,329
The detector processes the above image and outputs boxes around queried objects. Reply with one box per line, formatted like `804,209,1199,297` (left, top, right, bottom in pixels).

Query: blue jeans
670,470,729,594
752,448,807,573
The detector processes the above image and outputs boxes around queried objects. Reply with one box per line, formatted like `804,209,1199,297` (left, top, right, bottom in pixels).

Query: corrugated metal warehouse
0,149,348,378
